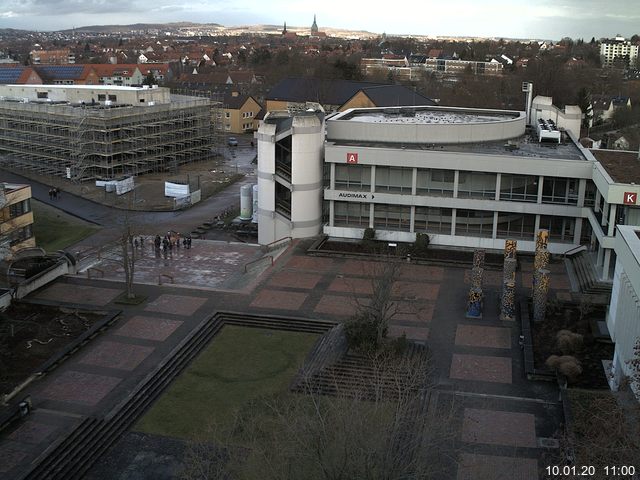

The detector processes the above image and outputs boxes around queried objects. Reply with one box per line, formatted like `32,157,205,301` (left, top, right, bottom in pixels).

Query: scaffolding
0,94,215,181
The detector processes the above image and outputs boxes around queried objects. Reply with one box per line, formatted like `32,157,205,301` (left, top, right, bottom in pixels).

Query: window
457,171,496,199
98,94,106,101
9,224,33,246
373,204,410,231
416,168,454,197
375,166,412,194
225,112,230,118
496,213,536,240
8,199,31,219
542,177,578,205
108,95,117,102
414,207,452,234
335,165,371,191
455,209,494,237
539,215,575,243
334,201,370,227
37,91,48,99
500,174,538,202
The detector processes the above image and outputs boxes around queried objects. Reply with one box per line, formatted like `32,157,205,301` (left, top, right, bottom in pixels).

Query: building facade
600,36,639,67
257,104,640,282
0,85,213,180
0,183,35,260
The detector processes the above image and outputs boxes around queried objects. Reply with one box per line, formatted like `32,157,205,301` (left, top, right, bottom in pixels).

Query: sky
0,0,638,40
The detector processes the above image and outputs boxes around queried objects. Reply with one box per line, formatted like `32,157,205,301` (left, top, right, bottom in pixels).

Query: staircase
565,250,612,297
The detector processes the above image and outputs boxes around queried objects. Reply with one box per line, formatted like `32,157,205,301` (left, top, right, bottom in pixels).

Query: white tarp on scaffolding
165,181,190,198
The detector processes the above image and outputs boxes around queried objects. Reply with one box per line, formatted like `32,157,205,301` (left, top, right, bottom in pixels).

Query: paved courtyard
0,239,570,479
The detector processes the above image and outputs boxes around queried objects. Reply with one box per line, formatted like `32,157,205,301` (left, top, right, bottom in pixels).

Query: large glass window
457,171,497,199
414,207,452,234
334,164,371,191
375,167,413,194
500,174,538,202
539,215,575,243
334,201,370,227
7,199,31,219
496,213,536,240
542,177,578,205
455,209,494,237
584,180,596,207
416,168,454,197
373,204,411,231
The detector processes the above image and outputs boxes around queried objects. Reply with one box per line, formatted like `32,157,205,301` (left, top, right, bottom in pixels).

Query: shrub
361,227,377,251
555,329,584,355
412,233,430,257
344,314,380,353
546,354,583,382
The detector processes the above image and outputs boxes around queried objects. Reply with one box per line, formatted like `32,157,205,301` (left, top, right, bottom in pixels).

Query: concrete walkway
0,240,571,479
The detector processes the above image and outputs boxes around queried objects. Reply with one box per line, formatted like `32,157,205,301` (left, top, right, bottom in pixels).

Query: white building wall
257,122,277,244
531,96,582,138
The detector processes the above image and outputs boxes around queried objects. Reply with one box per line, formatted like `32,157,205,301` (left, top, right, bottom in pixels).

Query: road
1,145,257,247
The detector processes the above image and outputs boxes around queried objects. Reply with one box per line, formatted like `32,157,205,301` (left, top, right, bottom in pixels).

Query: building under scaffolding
0,84,215,181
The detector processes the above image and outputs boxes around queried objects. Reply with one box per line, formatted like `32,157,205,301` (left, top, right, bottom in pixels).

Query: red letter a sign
346,152,358,164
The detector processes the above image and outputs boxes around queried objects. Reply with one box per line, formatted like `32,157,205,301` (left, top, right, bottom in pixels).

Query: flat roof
6,84,162,92
590,149,640,184
330,133,587,161
334,105,521,125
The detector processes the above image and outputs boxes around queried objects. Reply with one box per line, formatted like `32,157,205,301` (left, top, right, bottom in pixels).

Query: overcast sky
0,0,638,40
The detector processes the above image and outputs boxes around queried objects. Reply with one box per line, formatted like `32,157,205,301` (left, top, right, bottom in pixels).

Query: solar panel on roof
35,65,84,80
0,67,25,83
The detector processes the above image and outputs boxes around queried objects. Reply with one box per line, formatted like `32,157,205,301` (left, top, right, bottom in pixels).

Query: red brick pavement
450,354,512,384
114,316,183,342
461,408,537,448
38,370,121,406
455,325,511,349
457,453,538,480
79,341,155,371
250,289,308,310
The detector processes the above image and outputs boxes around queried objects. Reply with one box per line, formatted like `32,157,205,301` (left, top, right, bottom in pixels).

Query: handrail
562,245,587,258
244,255,273,273
158,274,174,285
263,236,292,253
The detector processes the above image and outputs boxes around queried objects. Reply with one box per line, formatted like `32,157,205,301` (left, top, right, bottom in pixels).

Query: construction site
0,85,224,181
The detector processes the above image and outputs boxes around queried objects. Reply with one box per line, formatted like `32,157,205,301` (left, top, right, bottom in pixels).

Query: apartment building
600,36,639,67
0,183,35,261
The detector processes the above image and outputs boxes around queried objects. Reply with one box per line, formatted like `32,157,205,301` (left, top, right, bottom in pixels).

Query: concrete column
329,200,335,227
594,189,601,212
601,200,608,227
492,211,498,239
534,214,540,233
577,179,586,207
330,163,335,190
411,167,417,196
370,165,376,193
537,175,544,203
573,218,583,245
602,249,612,281
453,170,460,198
410,205,415,233
369,202,375,228
608,204,617,236
451,209,457,236
495,173,501,201
596,244,604,268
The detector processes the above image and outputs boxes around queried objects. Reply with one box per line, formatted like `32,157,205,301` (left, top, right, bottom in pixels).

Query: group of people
153,232,193,253
48,187,61,200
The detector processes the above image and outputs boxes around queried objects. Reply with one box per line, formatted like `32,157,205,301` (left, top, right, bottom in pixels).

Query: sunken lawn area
134,326,318,440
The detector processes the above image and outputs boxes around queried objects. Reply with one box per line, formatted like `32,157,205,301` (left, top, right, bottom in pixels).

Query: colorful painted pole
500,280,516,321
533,268,550,322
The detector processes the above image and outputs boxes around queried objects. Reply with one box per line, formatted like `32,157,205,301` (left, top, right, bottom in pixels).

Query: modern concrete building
600,36,639,67
257,104,640,282
0,183,35,260
0,84,213,180
606,224,640,394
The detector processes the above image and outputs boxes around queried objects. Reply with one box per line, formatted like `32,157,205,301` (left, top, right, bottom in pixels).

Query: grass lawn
31,200,99,251
134,325,318,440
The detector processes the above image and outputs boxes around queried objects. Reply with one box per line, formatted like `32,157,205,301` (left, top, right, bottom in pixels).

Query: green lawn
31,200,99,252
135,326,318,440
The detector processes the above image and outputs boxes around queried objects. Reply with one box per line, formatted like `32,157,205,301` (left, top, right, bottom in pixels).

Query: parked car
228,137,238,147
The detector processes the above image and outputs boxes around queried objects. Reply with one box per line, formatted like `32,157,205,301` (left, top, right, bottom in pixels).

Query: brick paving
0,443,27,473
328,277,374,295
37,370,122,406
457,453,538,480
450,353,513,383
34,284,121,306
285,256,336,272
313,294,364,317
461,408,537,447
114,316,183,342
398,264,444,282
388,324,429,341
394,301,434,323
250,289,308,310
455,325,511,349
7,421,58,445
144,294,208,316
268,271,322,290
79,341,155,371
392,281,440,300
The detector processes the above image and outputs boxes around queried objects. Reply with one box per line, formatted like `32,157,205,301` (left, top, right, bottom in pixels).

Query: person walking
48,188,53,200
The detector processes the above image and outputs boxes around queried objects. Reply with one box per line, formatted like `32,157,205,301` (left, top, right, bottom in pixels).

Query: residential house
0,66,43,84
592,95,632,123
223,92,262,133
30,48,75,64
